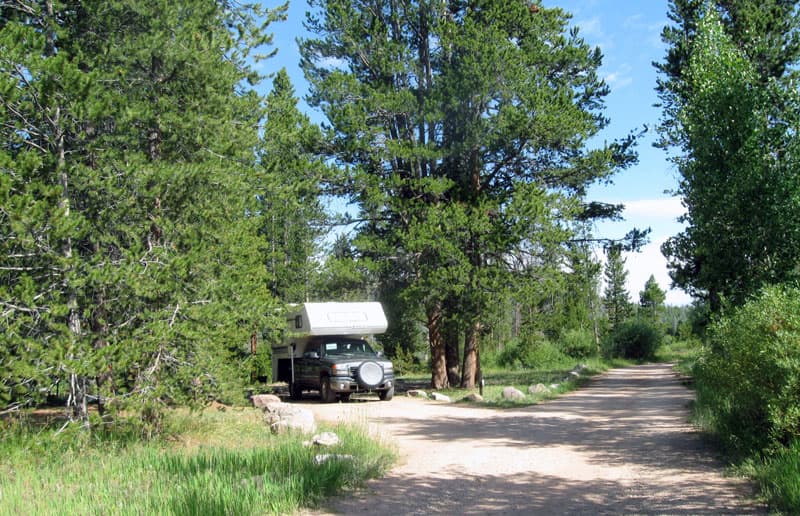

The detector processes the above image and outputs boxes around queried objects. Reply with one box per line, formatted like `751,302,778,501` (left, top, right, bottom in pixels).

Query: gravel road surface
300,363,765,515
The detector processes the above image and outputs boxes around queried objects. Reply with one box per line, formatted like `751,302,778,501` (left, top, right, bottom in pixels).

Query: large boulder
251,394,282,409
501,387,525,401
263,402,316,434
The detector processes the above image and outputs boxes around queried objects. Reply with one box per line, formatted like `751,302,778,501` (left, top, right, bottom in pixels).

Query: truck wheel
289,382,302,401
379,385,394,401
320,377,337,403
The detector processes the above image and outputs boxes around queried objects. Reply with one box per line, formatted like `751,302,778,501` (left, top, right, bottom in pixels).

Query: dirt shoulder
300,363,766,515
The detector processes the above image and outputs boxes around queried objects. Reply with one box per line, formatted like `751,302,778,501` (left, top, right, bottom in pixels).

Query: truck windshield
322,339,374,355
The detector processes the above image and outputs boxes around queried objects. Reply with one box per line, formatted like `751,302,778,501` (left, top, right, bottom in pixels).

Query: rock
569,371,581,378
314,454,354,466
501,387,525,400
528,383,549,395
549,383,560,390
251,394,281,409
407,389,428,399
263,402,316,434
464,393,484,402
311,432,340,447
430,392,451,402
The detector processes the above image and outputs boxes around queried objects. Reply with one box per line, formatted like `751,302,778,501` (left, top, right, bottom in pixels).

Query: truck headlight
332,363,351,375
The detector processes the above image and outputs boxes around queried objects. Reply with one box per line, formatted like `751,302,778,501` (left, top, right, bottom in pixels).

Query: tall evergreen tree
300,0,637,388
0,0,286,426
603,245,631,331
639,274,667,321
657,1,800,309
260,68,327,303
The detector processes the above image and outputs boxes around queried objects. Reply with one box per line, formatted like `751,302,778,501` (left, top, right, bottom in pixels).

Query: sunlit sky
260,0,693,305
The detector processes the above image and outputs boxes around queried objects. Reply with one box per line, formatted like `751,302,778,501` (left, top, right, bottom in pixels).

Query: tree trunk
444,321,460,387
461,321,480,388
428,301,448,389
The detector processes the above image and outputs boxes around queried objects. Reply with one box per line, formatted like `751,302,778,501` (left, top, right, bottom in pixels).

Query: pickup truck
289,336,395,402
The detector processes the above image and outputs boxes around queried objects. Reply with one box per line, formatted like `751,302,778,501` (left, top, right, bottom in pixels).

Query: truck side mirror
303,351,320,359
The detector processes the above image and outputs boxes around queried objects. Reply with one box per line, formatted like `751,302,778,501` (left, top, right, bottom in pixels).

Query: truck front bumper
330,376,394,393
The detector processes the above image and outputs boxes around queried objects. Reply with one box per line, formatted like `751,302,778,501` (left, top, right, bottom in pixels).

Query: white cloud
623,198,685,219
623,237,692,306
605,67,633,90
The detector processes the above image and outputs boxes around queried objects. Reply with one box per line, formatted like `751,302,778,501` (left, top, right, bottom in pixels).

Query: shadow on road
305,364,765,515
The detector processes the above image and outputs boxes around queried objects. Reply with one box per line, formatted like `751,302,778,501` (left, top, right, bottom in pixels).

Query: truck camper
271,302,395,402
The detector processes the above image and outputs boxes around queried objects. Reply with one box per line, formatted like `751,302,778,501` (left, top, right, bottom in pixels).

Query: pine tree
603,246,631,331
260,69,327,303
300,0,637,388
1,0,287,425
639,275,667,321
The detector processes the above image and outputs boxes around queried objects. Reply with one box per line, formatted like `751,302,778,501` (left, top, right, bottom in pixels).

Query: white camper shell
271,303,394,401
286,302,388,337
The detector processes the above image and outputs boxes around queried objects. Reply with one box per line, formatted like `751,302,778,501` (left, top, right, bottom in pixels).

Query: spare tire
356,361,384,389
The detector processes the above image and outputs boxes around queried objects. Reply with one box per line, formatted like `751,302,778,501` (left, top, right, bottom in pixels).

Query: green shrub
389,346,426,376
495,337,570,369
603,319,662,360
559,328,597,358
694,285,800,455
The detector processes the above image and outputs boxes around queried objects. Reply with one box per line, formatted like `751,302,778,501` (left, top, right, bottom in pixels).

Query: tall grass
754,440,800,514
0,409,395,515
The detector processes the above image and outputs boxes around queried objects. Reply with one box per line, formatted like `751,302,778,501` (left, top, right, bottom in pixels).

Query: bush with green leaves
694,285,800,455
603,319,662,360
558,328,597,358
494,337,570,370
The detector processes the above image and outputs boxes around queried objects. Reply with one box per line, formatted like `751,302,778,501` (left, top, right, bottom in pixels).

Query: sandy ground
298,363,766,515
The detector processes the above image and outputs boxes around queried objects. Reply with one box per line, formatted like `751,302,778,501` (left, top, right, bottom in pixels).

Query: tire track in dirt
300,363,766,515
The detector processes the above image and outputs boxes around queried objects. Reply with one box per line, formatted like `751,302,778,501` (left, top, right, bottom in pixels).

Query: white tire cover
358,361,383,387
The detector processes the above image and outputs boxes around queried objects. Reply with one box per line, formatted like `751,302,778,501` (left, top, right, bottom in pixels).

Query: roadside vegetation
689,286,800,513
0,409,395,515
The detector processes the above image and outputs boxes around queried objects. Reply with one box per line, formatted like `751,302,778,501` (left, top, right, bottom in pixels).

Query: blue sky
260,0,693,305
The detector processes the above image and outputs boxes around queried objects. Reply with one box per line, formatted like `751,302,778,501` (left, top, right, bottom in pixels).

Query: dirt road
301,364,765,515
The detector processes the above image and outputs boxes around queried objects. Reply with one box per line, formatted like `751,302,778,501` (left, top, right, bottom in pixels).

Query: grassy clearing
0,408,395,515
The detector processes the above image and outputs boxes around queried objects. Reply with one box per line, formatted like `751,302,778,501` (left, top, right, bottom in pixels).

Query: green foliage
300,0,637,386
492,337,571,370
260,69,328,303
693,285,800,455
603,319,662,360
657,2,800,308
558,328,597,359
0,0,290,426
639,275,667,321
603,245,632,330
